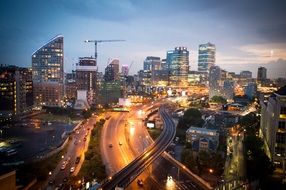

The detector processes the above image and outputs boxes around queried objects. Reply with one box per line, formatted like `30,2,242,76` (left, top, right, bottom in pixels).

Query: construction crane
84,39,125,60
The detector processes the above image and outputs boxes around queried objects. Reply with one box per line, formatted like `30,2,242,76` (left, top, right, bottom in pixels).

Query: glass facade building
166,47,189,86
198,42,216,72
32,35,64,106
0,66,33,120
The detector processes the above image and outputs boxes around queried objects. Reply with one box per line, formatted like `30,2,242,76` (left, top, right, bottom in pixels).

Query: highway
45,117,96,189
99,100,212,190
100,106,176,189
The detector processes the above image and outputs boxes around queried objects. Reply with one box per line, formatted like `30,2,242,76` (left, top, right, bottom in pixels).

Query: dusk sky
0,0,286,78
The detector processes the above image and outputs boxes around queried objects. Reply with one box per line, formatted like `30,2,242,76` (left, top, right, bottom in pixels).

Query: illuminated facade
32,35,64,106
76,57,97,105
198,42,216,72
65,71,77,100
166,47,189,86
260,86,286,171
0,66,33,119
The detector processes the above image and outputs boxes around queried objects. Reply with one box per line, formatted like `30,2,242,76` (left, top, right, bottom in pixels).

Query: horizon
0,0,286,78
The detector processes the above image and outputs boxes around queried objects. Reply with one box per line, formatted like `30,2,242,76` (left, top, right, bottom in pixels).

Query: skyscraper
0,66,33,119
198,42,216,72
166,47,189,86
260,86,286,173
257,66,267,81
75,57,97,105
209,65,221,98
32,35,64,106
143,56,161,84
104,58,120,81
121,65,129,76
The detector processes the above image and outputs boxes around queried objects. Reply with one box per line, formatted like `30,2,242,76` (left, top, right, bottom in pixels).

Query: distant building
143,56,161,84
260,85,286,172
75,57,97,105
209,65,221,98
257,66,267,82
222,79,234,100
32,35,64,107
166,47,189,86
240,71,252,79
65,71,77,100
198,42,216,72
121,65,129,76
161,59,167,70
138,70,152,86
0,66,33,119
98,81,121,106
186,126,219,152
104,58,119,81
244,82,257,99
188,71,208,85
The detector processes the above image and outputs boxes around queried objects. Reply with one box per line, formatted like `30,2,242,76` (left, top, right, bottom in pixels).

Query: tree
244,135,274,182
178,108,204,129
210,96,227,104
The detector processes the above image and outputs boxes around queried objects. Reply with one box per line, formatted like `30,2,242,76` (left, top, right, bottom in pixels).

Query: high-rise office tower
240,71,252,79
32,35,64,107
104,59,120,81
0,66,33,119
65,71,77,101
143,56,161,71
198,42,216,72
257,67,267,81
166,47,189,86
121,65,129,76
260,85,286,172
161,59,167,70
143,56,161,84
209,65,221,98
75,57,97,105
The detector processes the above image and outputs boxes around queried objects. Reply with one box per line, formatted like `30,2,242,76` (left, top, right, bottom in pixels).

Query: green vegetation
177,108,204,129
35,113,72,123
43,106,80,119
210,96,227,104
75,119,107,182
242,114,274,185
147,128,162,140
181,147,224,176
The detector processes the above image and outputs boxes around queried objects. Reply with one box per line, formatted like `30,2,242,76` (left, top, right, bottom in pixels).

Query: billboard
146,122,155,129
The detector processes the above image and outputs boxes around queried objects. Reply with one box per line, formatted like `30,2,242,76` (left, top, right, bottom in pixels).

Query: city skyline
0,0,286,78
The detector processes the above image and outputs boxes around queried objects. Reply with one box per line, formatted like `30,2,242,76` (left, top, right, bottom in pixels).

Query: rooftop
275,85,286,96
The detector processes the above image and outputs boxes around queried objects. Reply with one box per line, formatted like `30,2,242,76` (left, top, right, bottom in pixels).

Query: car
109,144,113,148
75,156,80,164
137,179,143,186
119,142,122,146
70,167,75,173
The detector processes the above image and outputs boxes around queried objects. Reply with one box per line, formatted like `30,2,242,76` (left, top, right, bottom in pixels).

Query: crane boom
84,39,125,60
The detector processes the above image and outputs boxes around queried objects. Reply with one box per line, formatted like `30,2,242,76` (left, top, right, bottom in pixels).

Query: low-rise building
186,126,219,152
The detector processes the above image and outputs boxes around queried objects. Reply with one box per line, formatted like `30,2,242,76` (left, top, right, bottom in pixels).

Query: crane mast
84,39,125,61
